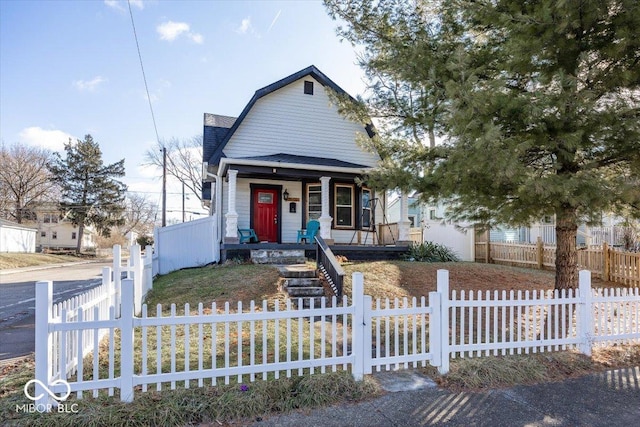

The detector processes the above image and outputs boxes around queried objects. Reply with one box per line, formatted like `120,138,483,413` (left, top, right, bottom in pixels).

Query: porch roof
219,154,372,180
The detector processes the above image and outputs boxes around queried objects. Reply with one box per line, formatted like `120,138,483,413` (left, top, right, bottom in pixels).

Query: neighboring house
420,198,639,256
202,65,392,246
0,219,37,253
418,201,475,261
23,204,97,252
387,191,423,228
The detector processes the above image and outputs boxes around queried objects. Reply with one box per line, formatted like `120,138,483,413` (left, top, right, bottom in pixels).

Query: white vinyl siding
223,178,303,243
223,77,380,167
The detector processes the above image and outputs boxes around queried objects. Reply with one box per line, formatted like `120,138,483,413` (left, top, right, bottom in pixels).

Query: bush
404,241,460,262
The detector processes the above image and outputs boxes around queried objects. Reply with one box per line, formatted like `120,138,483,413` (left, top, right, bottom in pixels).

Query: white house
202,66,415,249
0,219,37,253
23,204,97,252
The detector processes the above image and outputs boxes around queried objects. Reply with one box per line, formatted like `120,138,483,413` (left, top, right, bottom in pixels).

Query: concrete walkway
249,367,640,426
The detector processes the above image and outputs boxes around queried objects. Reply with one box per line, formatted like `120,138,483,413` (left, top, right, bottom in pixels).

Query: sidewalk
0,259,110,277
249,367,640,426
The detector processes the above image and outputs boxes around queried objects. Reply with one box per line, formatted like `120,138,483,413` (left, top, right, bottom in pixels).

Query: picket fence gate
35,269,640,409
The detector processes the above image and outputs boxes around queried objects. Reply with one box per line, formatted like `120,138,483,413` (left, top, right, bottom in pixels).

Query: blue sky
0,0,366,222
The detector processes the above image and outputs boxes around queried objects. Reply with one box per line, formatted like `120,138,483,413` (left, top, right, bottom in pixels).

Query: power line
128,0,166,227
127,1,160,145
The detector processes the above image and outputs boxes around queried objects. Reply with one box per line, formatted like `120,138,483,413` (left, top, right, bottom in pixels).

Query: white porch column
224,169,239,243
398,190,411,244
319,176,333,242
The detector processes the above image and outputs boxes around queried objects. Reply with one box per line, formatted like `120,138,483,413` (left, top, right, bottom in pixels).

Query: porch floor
221,242,410,262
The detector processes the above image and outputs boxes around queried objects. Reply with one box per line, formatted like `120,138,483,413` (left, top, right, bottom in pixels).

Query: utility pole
162,146,167,227
182,182,185,223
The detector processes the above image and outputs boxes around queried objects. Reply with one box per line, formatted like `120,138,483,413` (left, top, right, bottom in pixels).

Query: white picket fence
34,270,640,409
34,244,153,406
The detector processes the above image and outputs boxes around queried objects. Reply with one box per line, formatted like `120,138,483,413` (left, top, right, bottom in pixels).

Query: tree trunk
76,220,84,254
555,206,578,290
428,127,436,148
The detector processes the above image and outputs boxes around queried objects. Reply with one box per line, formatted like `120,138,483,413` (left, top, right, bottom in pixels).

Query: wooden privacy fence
377,222,422,245
35,270,640,408
475,240,640,287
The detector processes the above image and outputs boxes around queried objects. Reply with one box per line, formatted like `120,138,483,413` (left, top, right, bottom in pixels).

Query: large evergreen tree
326,0,640,289
49,135,127,253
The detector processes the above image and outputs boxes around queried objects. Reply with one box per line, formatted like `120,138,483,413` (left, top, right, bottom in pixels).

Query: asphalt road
0,262,113,360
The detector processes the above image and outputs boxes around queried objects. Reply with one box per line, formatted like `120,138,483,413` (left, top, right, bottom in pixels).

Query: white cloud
156,21,203,44
18,127,76,152
104,0,143,12
73,76,107,92
236,17,253,34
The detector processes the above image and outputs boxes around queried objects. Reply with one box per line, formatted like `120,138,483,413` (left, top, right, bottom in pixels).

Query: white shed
0,219,37,253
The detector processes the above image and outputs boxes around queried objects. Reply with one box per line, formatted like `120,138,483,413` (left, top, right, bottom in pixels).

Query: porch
221,242,410,263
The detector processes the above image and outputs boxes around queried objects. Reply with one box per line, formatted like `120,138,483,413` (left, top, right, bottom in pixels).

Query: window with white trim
335,184,354,228
306,184,322,222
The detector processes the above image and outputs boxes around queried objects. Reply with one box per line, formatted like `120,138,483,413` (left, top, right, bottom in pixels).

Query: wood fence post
120,279,135,402
485,228,491,264
602,242,610,282
35,281,53,410
578,270,593,356
436,269,450,374
352,272,365,381
102,266,114,315
130,244,142,315
113,244,121,317
144,245,153,294
536,236,544,269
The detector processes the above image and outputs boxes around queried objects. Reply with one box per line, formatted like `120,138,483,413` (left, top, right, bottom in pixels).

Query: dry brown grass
0,252,85,270
340,260,624,302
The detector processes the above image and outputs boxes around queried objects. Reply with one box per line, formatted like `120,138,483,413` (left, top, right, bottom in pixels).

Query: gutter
218,158,373,176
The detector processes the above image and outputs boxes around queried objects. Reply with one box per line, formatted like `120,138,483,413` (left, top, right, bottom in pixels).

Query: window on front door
335,184,354,228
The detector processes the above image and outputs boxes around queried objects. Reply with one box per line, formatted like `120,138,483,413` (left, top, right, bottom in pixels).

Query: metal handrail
315,235,345,297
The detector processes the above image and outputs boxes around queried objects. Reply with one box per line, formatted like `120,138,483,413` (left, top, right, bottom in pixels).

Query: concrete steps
251,249,305,264
278,264,328,308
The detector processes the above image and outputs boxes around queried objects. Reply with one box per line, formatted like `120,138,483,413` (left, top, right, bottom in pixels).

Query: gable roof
202,114,236,163
204,65,374,166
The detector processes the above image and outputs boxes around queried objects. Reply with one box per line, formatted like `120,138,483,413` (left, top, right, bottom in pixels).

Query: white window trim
306,183,322,223
334,184,354,229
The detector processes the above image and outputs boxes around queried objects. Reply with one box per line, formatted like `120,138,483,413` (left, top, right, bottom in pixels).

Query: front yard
1,260,637,427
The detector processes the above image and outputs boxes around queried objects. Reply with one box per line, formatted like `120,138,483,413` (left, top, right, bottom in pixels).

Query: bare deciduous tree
121,193,157,237
144,136,203,203
0,142,59,223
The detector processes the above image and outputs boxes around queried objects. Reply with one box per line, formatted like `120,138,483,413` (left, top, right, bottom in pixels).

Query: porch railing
316,235,346,297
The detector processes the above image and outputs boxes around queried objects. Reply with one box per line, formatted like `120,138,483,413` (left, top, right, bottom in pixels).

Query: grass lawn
1,260,637,427
0,252,91,270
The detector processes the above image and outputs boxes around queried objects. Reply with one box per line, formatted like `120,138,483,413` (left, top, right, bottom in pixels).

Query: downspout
206,171,223,246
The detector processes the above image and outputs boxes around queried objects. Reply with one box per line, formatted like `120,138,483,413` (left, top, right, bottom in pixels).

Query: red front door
252,188,279,242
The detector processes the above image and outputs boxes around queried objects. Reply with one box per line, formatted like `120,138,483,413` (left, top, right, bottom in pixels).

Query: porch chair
296,220,320,243
238,228,258,243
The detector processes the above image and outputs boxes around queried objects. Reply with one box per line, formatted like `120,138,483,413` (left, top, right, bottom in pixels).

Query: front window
335,184,354,228
306,184,322,222
72,232,77,240
52,231,57,240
